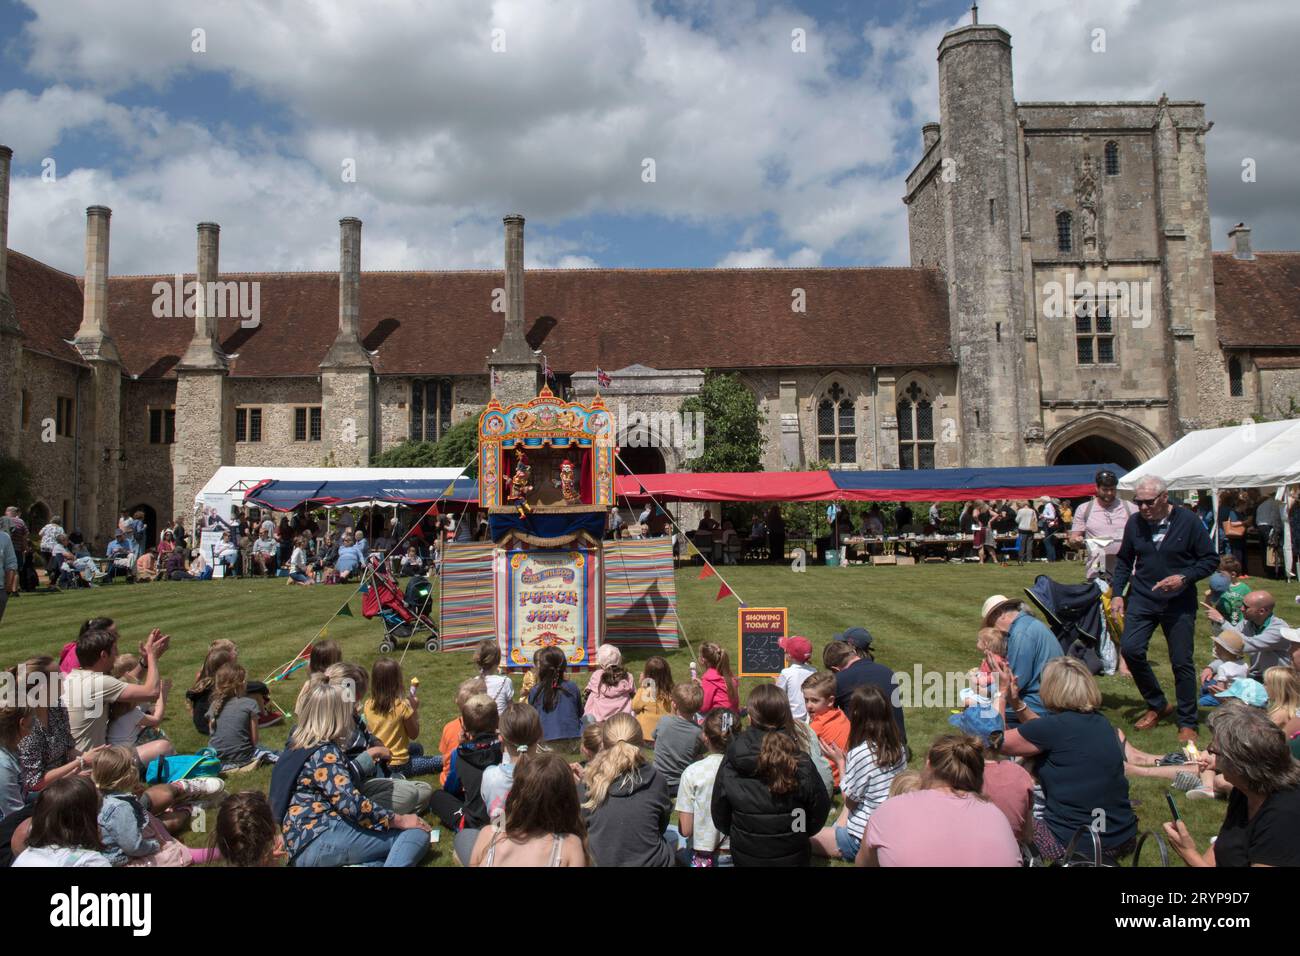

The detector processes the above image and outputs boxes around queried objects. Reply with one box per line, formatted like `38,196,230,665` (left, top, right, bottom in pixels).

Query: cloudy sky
0,0,1294,276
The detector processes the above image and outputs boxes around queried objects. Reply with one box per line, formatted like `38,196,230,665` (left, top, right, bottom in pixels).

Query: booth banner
500,548,600,669
439,543,498,651
604,539,680,650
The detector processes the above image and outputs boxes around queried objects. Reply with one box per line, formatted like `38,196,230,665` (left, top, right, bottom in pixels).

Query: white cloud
3,0,1298,275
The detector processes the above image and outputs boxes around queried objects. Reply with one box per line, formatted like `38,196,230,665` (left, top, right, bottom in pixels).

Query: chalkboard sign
738,607,788,677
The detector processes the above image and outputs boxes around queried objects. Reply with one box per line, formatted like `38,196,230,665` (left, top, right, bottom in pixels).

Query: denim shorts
834,825,861,861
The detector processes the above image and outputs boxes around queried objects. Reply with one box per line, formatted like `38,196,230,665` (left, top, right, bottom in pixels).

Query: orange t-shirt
438,717,463,785
809,707,851,787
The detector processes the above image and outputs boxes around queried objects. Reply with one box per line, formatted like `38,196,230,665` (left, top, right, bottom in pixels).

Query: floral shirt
282,744,393,859
18,706,76,792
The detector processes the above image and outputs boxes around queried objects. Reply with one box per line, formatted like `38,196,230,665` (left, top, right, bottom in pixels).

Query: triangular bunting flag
697,564,716,580
338,604,353,618
715,582,733,602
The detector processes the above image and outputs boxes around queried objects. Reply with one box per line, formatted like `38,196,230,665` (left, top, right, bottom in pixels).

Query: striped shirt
842,742,907,840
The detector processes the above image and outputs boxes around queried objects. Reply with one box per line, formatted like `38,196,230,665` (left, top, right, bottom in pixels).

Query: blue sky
0,0,1295,275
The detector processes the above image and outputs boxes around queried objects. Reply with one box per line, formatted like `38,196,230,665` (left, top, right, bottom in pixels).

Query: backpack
143,747,222,784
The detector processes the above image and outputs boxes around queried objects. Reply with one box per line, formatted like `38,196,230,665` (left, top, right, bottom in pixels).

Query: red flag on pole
715,582,733,601
697,564,716,580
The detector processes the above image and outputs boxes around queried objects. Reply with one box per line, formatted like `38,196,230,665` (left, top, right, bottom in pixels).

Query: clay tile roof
102,267,954,379
1214,253,1300,349
7,251,87,367
1253,353,1300,370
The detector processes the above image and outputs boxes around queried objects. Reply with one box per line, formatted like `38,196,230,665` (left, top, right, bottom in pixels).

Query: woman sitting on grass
271,675,430,868
994,656,1137,862
1164,705,1300,867
857,735,1020,867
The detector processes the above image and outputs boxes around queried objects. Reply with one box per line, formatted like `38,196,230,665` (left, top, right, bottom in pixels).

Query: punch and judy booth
479,386,615,670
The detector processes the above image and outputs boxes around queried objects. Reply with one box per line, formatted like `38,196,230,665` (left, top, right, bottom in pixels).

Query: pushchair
1021,574,1119,676
360,556,439,654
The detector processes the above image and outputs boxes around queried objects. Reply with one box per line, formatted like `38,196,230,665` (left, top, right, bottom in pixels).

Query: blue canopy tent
244,476,479,512
827,463,1126,502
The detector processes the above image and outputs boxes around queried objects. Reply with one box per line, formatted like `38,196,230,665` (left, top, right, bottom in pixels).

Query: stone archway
126,502,159,550
1045,413,1163,471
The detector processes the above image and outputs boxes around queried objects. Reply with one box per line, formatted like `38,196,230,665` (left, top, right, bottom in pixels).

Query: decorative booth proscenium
479,386,615,670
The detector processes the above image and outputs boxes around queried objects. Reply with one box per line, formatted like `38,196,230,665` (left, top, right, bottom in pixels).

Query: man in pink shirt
1068,469,1137,579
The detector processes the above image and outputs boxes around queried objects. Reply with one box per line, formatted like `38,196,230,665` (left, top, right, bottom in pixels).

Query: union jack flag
596,366,611,388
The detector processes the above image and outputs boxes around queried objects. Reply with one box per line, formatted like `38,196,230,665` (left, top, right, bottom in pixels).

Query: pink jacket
700,668,738,713
584,670,634,721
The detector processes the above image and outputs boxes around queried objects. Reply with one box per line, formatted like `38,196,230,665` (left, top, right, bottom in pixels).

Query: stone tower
935,24,1032,465
72,205,123,544
487,214,541,405
319,217,375,466
173,222,232,521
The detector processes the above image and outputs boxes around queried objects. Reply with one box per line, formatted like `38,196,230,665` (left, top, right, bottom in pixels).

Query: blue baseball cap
834,626,874,651
1208,572,1231,593
948,708,1005,743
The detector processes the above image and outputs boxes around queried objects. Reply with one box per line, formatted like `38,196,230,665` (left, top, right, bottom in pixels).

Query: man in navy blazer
1111,475,1220,741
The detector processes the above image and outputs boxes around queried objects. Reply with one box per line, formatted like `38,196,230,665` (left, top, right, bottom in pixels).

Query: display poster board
737,606,788,677
500,548,600,669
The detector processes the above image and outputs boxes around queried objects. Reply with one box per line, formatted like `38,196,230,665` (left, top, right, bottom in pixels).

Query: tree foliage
679,372,766,473
370,412,481,477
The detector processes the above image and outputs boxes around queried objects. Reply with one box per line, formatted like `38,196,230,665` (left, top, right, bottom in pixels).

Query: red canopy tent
614,464,1122,504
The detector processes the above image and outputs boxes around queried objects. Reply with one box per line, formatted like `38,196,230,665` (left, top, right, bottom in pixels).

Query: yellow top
363,697,414,767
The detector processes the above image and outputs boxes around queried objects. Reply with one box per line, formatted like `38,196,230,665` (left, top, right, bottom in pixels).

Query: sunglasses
1133,495,1165,506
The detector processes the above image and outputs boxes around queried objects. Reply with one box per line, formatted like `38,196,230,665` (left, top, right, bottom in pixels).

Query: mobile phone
1165,793,1181,824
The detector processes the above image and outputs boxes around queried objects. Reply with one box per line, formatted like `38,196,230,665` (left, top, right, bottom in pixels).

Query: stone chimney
321,216,371,367
73,205,119,362
922,122,940,152
0,145,14,332
179,221,227,369
498,214,532,360
1229,222,1254,261
486,213,540,402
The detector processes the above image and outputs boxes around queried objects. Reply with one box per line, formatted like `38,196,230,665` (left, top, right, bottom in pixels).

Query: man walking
1067,469,1137,579
1111,476,1219,742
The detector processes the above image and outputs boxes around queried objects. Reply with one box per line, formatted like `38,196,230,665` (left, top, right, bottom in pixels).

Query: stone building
2,16,1299,550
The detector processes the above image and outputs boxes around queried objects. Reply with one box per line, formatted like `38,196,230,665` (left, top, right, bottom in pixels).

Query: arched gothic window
817,381,857,467
897,382,936,470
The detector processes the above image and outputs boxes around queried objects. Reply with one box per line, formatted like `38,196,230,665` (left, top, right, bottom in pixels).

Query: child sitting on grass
431,693,503,837
673,708,735,867
108,654,171,749
364,658,441,778
1199,630,1249,707
440,676,487,785
802,671,850,788
632,656,674,742
214,791,283,867
92,745,222,866
474,639,514,714
208,663,279,771
584,644,635,723
775,636,816,720
651,682,705,798
810,684,907,862
528,647,584,747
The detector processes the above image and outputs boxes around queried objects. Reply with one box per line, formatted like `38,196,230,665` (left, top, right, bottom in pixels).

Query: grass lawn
4,559,1288,867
